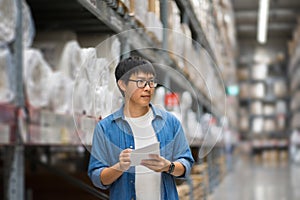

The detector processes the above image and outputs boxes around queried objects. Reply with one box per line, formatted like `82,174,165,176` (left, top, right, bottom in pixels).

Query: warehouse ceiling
232,0,300,41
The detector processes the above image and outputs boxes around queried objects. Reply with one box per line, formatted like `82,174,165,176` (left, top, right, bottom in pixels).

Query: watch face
168,162,175,174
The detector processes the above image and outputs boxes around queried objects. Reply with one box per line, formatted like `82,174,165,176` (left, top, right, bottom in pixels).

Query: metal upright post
160,0,168,51
4,0,25,199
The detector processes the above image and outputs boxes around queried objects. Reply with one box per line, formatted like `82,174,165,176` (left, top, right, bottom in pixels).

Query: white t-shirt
125,109,161,200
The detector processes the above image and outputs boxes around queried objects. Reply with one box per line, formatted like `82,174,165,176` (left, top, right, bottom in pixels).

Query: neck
124,102,150,118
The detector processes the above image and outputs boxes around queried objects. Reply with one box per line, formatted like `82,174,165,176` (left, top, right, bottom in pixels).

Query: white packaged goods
96,36,121,90
0,0,16,44
252,117,264,134
73,77,93,115
49,72,73,114
1,0,36,47
21,0,35,48
81,47,97,84
57,40,82,80
251,83,265,99
23,49,53,108
252,63,268,80
94,58,111,118
0,46,14,103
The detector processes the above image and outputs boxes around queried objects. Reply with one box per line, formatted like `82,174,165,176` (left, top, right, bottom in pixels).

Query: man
88,56,194,199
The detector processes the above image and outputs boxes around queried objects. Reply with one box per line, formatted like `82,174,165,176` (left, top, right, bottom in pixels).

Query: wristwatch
168,162,175,174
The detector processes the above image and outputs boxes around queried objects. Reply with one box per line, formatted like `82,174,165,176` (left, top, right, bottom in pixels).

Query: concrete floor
210,157,300,200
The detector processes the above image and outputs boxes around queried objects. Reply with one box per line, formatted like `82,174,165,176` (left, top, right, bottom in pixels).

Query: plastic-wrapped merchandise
96,36,121,90
94,58,110,118
57,40,82,80
0,46,14,103
23,49,53,108
73,76,93,116
0,0,17,44
0,0,36,47
49,72,73,114
21,0,35,48
80,47,97,83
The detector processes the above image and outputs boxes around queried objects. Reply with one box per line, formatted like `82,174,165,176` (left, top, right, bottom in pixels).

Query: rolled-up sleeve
88,123,110,190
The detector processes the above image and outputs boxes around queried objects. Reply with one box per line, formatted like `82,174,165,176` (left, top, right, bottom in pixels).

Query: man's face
123,72,155,108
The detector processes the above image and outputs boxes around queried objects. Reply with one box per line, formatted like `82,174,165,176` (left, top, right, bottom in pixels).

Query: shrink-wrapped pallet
57,40,82,80
0,0,16,44
23,49,53,108
96,37,120,91
0,46,14,103
0,0,35,47
72,48,96,116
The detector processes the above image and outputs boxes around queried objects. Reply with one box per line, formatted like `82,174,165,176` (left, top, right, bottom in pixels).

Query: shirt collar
112,103,163,121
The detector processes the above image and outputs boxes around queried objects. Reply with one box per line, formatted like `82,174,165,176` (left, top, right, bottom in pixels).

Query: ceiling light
257,0,270,44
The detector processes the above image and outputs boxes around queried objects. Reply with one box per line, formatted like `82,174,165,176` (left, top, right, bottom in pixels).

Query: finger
148,154,160,159
141,159,158,166
123,149,133,153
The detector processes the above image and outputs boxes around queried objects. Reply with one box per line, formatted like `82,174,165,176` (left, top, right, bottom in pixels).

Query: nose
144,82,151,90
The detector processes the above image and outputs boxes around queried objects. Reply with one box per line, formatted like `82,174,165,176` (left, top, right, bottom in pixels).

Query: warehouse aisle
210,157,300,200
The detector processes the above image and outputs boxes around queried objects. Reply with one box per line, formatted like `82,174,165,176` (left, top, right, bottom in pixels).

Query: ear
117,80,126,92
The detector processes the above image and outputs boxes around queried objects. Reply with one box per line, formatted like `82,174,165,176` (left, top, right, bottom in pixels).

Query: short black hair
115,56,156,82
115,56,156,96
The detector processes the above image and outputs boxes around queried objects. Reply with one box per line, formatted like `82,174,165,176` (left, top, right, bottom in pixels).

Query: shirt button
129,146,133,149
130,180,133,184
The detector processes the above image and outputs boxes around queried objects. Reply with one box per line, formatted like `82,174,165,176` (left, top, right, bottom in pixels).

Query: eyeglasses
128,79,157,88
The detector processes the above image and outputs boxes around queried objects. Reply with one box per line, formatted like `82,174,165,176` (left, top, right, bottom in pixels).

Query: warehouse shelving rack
1,0,232,199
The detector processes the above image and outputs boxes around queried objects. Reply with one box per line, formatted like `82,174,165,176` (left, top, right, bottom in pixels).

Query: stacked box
176,183,190,200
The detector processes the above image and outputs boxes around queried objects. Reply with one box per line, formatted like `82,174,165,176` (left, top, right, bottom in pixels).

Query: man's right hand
119,148,132,171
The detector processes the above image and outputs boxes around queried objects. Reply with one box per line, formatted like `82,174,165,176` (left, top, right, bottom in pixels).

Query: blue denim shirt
88,104,194,200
